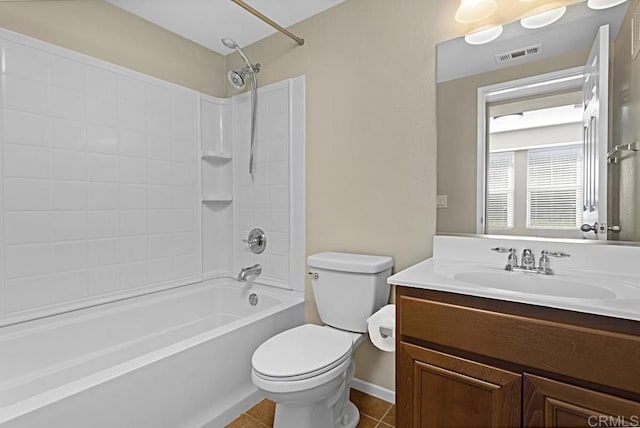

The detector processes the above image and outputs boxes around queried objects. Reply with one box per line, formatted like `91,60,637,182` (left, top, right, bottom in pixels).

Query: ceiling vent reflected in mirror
495,44,543,63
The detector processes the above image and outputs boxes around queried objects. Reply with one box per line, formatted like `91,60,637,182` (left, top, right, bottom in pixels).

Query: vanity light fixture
465,25,504,45
520,6,567,29
587,0,628,9
455,0,498,23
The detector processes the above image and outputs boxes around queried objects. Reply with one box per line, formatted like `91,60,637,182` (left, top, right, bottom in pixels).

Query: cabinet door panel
400,342,521,428
524,374,640,428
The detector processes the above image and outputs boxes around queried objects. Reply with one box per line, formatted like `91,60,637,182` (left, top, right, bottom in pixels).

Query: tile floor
226,388,395,428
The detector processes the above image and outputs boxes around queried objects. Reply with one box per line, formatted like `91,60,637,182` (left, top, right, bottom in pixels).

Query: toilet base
336,400,360,428
272,399,360,428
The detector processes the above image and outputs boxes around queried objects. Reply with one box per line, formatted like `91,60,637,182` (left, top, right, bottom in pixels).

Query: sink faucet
492,248,570,275
521,249,535,270
238,264,262,282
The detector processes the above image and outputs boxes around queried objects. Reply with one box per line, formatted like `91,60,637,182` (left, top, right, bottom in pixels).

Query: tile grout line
241,411,270,427
376,403,394,427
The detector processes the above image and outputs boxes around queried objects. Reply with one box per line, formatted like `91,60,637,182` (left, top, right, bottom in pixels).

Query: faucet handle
541,250,570,258
491,247,511,253
538,250,570,274
492,247,518,270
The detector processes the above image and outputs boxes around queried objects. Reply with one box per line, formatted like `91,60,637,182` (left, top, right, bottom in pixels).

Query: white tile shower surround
0,31,201,324
234,83,291,288
0,28,306,325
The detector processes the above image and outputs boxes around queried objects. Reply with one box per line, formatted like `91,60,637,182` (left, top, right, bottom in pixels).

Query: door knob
581,223,621,233
580,223,597,233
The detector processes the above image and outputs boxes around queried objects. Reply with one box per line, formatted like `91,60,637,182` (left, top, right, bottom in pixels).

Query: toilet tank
307,252,393,333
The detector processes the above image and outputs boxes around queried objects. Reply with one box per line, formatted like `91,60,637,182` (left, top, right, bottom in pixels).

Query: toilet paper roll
367,304,395,352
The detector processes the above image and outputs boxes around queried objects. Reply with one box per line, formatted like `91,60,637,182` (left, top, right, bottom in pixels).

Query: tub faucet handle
243,228,266,254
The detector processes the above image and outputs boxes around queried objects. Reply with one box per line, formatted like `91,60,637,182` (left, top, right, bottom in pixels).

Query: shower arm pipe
230,0,305,46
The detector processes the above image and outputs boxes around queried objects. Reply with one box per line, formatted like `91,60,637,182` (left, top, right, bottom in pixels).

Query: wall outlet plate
437,195,448,209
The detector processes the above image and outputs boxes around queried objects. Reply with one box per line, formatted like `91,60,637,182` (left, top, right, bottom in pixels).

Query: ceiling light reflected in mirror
465,25,504,45
588,0,628,10
521,6,567,29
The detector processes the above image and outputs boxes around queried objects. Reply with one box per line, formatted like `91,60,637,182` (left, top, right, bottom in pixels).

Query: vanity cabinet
396,286,640,428
401,342,521,427
523,374,640,427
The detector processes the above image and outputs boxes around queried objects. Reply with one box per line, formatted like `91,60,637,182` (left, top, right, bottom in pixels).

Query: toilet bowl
252,324,363,428
250,252,394,428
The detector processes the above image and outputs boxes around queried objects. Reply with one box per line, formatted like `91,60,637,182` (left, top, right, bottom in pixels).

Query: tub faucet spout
238,264,262,282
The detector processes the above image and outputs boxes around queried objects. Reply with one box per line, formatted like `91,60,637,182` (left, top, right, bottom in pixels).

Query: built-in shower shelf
202,194,233,203
201,151,232,161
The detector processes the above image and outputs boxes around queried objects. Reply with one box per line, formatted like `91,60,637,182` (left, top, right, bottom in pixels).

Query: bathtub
0,279,305,428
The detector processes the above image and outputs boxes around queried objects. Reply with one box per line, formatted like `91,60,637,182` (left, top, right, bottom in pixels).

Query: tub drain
249,293,258,306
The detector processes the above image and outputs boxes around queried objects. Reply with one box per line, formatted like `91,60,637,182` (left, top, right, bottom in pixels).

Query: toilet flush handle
308,272,319,280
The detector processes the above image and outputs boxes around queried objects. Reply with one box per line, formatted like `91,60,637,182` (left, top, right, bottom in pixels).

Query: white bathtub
0,279,305,427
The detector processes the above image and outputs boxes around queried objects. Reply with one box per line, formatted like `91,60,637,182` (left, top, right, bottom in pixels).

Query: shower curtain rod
230,0,305,46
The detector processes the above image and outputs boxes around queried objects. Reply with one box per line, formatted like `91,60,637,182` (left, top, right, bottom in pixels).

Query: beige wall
0,0,594,394
0,0,226,96
436,50,589,235
612,0,640,241
226,0,460,391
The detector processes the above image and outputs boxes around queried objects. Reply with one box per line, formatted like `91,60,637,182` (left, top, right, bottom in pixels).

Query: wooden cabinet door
524,374,640,427
398,342,521,428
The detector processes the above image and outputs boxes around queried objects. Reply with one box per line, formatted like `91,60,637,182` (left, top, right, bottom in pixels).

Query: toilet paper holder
379,326,393,338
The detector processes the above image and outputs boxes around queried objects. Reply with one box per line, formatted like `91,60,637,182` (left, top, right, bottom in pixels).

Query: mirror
436,0,640,242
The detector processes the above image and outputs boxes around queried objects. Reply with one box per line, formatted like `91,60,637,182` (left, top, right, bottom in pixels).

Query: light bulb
455,0,498,24
521,6,567,29
464,25,504,45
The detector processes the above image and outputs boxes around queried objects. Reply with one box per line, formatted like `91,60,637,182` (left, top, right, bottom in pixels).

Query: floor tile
381,404,395,426
246,399,275,427
356,414,378,428
350,389,393,420
227,389,393,428
225,413,265,428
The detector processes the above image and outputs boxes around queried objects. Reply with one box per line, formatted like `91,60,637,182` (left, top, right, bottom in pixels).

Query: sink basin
430,263,627,300
453,271,617,299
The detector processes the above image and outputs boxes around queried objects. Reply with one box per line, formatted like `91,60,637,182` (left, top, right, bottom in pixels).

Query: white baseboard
350,378,395,404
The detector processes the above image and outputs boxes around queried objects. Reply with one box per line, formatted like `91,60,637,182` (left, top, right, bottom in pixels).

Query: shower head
221,38,239,50
221,37,260,175
221,37,260,90
228,70,245,89
221,37,251,66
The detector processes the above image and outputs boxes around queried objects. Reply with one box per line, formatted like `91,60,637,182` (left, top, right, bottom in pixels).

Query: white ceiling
106,0,345,55
437,1,628,83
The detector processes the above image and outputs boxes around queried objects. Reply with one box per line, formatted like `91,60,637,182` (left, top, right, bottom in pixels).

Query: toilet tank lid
307,252,393,274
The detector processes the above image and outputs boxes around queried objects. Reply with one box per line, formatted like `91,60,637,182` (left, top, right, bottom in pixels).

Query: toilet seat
252,324,353,382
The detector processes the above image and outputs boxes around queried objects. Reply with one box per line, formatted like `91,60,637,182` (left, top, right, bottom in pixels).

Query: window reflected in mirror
486,100,584,238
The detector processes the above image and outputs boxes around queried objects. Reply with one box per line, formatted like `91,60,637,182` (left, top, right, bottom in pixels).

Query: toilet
251,252,393,428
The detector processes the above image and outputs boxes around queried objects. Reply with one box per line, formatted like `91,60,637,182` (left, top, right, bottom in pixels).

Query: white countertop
388,237,640,323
